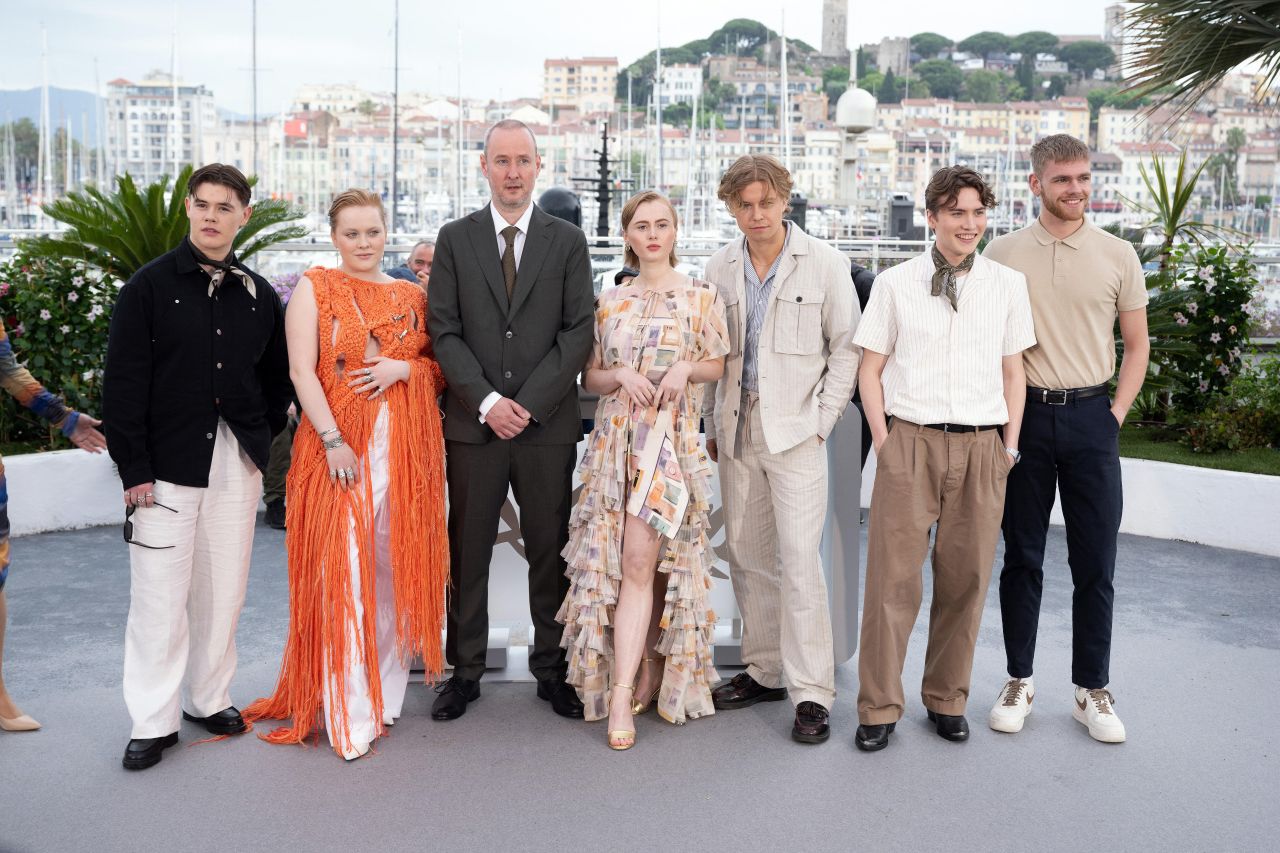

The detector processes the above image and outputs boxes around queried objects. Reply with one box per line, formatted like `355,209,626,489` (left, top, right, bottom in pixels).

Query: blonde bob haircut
620,190,680,269
328,188,386,230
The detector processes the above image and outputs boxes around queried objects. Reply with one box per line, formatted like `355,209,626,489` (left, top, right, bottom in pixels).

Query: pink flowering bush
0,256,116,446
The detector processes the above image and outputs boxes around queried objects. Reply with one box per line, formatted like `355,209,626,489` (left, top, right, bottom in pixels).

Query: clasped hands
615,361,693,409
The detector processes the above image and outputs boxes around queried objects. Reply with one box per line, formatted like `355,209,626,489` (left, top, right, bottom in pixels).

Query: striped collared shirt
741,221,791,392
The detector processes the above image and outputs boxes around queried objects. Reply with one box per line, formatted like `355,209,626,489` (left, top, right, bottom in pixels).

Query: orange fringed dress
244,267,448,754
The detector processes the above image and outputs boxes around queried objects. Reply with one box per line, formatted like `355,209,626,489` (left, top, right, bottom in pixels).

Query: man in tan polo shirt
983,134,1150,744
853,166,1035,752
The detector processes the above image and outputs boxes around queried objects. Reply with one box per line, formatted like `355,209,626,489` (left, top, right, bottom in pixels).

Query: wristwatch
1005,447,1022,464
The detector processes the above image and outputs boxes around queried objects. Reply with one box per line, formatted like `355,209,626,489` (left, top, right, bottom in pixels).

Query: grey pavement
1,519,1278,853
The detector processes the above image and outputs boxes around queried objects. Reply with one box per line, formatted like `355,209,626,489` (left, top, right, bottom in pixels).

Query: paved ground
1,520,1278,853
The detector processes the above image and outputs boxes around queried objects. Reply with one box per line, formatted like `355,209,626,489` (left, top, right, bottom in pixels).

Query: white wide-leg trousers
123,420,261,739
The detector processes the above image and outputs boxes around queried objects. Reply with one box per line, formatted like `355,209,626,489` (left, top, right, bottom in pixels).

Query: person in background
0,321,106,733
387,240,434,288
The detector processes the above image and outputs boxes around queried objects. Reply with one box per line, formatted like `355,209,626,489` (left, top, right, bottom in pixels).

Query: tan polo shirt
984,219,1148,390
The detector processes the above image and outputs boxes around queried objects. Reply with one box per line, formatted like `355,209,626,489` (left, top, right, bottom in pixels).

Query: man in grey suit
426,119,594,720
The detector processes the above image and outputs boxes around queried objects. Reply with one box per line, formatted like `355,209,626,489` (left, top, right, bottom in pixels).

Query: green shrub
1179,355,1280,454
0,256,116,447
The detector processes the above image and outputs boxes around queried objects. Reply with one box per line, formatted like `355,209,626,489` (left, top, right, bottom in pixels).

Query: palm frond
1123,1,1280,116
17,167,306,279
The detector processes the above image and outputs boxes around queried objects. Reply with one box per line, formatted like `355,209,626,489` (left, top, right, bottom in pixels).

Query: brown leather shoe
791,701,830,743
711,672,788,710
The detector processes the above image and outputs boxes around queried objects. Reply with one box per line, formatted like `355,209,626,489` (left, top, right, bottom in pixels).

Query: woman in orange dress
244,189,448,760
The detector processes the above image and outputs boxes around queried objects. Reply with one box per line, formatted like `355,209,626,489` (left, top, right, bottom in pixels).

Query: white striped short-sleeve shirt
853,247,1036,426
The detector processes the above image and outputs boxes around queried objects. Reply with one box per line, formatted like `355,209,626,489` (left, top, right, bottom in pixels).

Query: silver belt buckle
1042,389,1069,405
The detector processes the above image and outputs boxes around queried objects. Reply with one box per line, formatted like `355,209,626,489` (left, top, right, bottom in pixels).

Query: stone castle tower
821,0,849,58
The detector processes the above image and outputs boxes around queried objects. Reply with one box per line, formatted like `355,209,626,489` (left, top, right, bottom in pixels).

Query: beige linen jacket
702,225,861,458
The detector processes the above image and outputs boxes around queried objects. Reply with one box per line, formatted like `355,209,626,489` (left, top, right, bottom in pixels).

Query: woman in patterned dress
558,191,728,750
0,319,106,732
244,189,449,760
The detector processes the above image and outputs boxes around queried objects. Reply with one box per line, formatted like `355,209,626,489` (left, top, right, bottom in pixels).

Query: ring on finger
344,468,354,479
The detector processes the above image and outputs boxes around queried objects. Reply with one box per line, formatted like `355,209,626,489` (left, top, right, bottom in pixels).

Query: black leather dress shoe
537,677,585,719
182,706,247,735
791,701,830,743
711,672,788,710
122,732,179,770
927,709,970,741
855,722,896,752
431,676,480,721
264,499,286,530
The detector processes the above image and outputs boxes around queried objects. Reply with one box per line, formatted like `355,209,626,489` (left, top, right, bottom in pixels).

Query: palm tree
1122,1,1280,114
1119,150,1239,279
18,165,307,280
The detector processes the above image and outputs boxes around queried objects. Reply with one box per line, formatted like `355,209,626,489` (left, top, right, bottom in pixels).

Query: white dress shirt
479,202,536,422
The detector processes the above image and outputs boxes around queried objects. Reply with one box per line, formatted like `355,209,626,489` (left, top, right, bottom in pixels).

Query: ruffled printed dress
557,278,729,724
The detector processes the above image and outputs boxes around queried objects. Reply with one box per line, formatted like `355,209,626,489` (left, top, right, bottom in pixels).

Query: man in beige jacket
703,154,860,744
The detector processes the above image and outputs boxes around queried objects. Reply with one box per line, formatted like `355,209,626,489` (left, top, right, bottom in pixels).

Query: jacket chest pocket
773,288,824,355
723,294,743,357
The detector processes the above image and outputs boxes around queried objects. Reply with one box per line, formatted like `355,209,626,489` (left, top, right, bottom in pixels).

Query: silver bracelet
318,427,340,439
323,436,346,450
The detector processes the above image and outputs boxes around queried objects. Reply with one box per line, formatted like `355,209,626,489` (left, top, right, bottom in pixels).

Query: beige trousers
720,392,835,708
857,420,1013,725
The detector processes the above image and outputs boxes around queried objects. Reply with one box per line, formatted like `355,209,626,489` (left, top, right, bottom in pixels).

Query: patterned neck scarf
186,236,256,299
930,244,974,312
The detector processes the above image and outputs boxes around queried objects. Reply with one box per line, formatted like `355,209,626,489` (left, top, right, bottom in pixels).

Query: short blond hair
717,154,793,211
327,188,386,229
620,190,679,269
1030,134,1091,176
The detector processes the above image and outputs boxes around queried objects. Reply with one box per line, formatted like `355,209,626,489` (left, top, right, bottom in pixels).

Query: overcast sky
2,0,1121,114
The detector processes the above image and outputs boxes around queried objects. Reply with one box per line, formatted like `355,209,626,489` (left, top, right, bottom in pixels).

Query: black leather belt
1026,384,1109,406
921,423,1000,433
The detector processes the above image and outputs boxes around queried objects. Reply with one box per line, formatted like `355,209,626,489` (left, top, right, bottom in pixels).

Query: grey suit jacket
427,203,594,445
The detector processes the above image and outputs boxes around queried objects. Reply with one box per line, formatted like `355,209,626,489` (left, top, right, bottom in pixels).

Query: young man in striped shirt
983,135,1149,743
853,166,1036,752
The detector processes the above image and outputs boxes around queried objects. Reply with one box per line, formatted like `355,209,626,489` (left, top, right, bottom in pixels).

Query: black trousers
999,393,1122,688
444,439,575,682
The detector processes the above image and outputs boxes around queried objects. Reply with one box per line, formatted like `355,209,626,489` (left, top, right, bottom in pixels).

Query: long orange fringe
243,267,449,756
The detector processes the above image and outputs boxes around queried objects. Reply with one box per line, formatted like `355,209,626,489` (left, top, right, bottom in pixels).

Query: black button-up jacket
103,238,293,490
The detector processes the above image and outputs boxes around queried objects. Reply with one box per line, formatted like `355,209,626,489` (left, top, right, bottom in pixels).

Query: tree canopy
1060,41,1116,78
1011,31,1060,56
915,60,965,99
910,32,954,59
957,31,1012,59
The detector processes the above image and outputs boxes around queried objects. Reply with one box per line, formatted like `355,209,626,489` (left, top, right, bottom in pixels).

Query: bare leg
607,514,661,746
0,590,34,722
633,566,668,706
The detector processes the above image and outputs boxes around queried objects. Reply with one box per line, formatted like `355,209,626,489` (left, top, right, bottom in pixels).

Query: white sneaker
988,677,1035,733
1073,686,1126,743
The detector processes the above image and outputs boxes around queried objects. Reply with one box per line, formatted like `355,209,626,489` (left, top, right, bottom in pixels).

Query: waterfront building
104,73,216,185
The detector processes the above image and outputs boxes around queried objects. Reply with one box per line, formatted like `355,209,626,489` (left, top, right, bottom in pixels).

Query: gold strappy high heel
608,683,636,750
631,657,661,715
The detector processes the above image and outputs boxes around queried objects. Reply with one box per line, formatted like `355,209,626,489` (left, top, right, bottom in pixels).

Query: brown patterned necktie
501,225,519,300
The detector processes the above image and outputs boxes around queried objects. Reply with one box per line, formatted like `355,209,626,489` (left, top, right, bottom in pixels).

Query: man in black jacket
103,163,292,770
427,120,594,721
